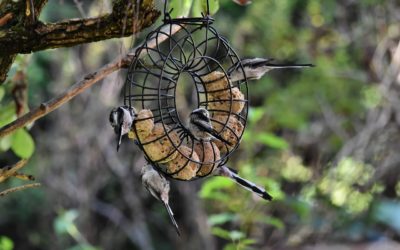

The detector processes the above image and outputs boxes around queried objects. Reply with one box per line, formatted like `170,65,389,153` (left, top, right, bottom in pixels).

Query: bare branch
0,0,49,82
0,183,41,197
0,24,182,138
0,1,160,55
0,0,160,84
0,159,29,183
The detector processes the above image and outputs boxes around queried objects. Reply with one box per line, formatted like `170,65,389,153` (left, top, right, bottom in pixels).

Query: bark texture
0,0,160,83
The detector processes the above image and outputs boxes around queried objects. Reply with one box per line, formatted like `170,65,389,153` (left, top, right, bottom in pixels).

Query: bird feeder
123,0,249,180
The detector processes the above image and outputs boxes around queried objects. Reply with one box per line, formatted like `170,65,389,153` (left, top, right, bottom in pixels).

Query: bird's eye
109,111,118,126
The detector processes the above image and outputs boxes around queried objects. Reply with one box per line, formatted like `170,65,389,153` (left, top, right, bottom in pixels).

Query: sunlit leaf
211,226,231,240
256,133,289,149
248,107,264,124
241,238,256,245
208,213,236,226
201,0,219,15
0,134,12,151
199,177,234,199
0,236,14,250
168,0,194,18
11,129,35,159
229,230,245,241
282,156,312,182
192,0,219,17
0,104,16,128
54,210,79,235
362,85,382,108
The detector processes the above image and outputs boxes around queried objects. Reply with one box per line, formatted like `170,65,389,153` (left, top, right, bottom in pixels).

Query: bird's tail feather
163,202,181,236
265,63,314,69
229,171,273,201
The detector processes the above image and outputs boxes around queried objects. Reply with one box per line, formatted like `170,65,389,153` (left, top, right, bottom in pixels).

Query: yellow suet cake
194,141,221,177
166,146,200,180
212,115,244,154
128,109,154,141
208,87,245,114
142,123,180,164
201,71,230,93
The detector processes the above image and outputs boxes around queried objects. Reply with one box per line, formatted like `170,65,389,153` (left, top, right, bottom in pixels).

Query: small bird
141,163,180,235
109,105,137,151
228,58,314,82
189,108,233,146
214,165,272,201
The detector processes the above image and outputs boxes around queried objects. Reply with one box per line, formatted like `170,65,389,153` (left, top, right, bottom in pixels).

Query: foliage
0,57,35,159
0,236,14,250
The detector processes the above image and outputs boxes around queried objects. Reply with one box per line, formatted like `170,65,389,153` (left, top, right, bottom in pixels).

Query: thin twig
0,159,28,182
0,24,182,138
0,183,41,197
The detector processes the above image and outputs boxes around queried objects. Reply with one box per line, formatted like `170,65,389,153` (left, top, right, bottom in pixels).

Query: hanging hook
205,0,210,16
163,0,172,23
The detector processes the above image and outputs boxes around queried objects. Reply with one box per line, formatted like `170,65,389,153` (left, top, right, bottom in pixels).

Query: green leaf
208,213,236,226
11,129,35,159
0,236,14,250
169,0,194,18
256,132,289,149
0,87,5,102
211,227,231,240
54,210,79,235
0,104,16,128
0,134,12,151
261,216,285,229
248,107,265,124
240,238,257,245
201,0,219,15
229,230,245,241
199,177,234,199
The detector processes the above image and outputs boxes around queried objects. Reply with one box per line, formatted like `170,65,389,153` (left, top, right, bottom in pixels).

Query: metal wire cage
123,2,249,180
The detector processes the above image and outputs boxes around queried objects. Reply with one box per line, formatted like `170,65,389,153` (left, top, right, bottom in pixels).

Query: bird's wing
243,58,274,68
262,63,314,69
143,182,162,202
192,120,233,146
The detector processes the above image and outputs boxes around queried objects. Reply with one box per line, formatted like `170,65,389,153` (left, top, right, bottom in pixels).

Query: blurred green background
1,0,400,249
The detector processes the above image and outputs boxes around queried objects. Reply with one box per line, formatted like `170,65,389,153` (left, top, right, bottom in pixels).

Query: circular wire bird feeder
124,1,249,180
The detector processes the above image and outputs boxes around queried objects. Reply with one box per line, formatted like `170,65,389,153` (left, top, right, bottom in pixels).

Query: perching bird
109,105,137,151
214,165,272,201
228,58,314,82
189,108,233,146
141,163,180,235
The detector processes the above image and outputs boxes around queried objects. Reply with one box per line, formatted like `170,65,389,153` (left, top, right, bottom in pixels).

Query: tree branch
0,159,28,183
0,0,160,55
0,183,41,197
0,0,48,83
0,24,182,138
0,0,160,83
